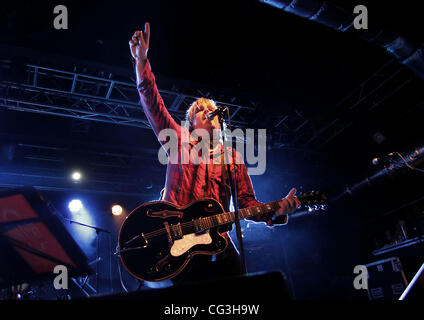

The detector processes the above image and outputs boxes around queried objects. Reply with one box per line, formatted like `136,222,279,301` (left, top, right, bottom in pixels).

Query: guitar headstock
297,190,328,213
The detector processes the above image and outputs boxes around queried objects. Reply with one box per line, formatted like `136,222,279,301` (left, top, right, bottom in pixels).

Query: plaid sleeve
234,152,287,226
136,60,181,143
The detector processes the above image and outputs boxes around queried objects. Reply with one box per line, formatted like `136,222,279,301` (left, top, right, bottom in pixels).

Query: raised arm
129,23,180,141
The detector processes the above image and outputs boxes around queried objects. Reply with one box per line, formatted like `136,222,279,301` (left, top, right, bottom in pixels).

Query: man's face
191,102,221,134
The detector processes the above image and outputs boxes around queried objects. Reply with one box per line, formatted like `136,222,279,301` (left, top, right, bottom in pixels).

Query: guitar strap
203,161,209,198
190,163,200,198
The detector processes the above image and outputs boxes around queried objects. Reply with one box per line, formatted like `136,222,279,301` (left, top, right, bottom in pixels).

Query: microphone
205,106,227,121
372,152,395,166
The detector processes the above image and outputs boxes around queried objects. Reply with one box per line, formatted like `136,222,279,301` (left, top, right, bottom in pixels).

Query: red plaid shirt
137,61,279,226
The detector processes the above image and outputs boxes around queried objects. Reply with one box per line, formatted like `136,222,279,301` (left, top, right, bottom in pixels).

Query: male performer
129,22,301,283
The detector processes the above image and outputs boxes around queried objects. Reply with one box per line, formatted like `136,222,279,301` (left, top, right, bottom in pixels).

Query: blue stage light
68,199,83,213
71,171,82,181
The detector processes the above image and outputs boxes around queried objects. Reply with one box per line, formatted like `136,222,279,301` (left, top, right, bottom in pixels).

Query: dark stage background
0,0,423,300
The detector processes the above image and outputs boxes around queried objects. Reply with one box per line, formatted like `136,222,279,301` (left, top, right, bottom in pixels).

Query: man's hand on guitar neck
274,188,301,218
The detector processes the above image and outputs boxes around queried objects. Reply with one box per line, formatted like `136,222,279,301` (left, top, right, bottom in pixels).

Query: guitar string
142,208,250,240
142,202,280,240
143,210,237,239
143,198,305,239
126,195,316,242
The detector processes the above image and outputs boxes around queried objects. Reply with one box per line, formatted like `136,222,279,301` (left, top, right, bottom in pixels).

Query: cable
393,151,424,174
108,234,113,294
115,244,129,293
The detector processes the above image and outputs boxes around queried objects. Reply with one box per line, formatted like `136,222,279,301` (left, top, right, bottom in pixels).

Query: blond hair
185,97,218,131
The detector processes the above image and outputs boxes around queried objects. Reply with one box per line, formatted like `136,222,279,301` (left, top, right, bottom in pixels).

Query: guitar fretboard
179,200,282,235
142,192,324,240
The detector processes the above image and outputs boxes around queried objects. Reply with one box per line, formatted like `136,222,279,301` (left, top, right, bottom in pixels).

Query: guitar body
118,198,228,282
118,191,327,282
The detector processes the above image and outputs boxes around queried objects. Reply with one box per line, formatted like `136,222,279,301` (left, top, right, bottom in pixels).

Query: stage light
66,199,96,248
71,171,82,182
111,204,123,216
68,199,83,213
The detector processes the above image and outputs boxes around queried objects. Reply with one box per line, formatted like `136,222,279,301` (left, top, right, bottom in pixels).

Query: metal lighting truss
0,62,261,194
0,59,417,154
0,63,255,130
272,58,417,150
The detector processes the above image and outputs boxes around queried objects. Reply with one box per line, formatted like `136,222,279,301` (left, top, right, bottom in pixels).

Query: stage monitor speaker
365,257,408,300
89,270,291,302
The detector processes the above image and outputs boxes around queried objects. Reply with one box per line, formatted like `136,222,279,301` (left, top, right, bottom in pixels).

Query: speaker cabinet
90,270,291,302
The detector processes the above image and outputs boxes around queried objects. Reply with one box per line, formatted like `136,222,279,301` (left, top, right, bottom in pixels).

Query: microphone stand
332,145,424,202
64,217,111,294
217,112,248,275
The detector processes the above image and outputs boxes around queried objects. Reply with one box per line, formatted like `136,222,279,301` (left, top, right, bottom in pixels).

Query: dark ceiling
1,0,422,102
0,0,423,299
0,0,423,196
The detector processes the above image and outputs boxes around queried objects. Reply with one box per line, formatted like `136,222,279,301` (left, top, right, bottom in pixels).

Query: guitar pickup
171,223,183,240
164,222,183,241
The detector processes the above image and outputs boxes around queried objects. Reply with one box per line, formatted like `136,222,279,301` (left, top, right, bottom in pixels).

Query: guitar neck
194,200,282,232
227,201,282,223
179,191,325,235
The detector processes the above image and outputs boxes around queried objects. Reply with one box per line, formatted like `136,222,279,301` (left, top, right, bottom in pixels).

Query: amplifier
365,257,408,300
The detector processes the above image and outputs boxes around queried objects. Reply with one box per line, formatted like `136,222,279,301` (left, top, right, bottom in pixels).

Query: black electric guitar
117,191,327,282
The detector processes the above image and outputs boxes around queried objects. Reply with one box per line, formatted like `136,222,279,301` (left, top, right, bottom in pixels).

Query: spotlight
111,204,123,216
71,171,82,182
68,199,83,213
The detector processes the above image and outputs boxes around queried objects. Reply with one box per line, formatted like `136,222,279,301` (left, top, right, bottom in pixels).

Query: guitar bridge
171,223,183,240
